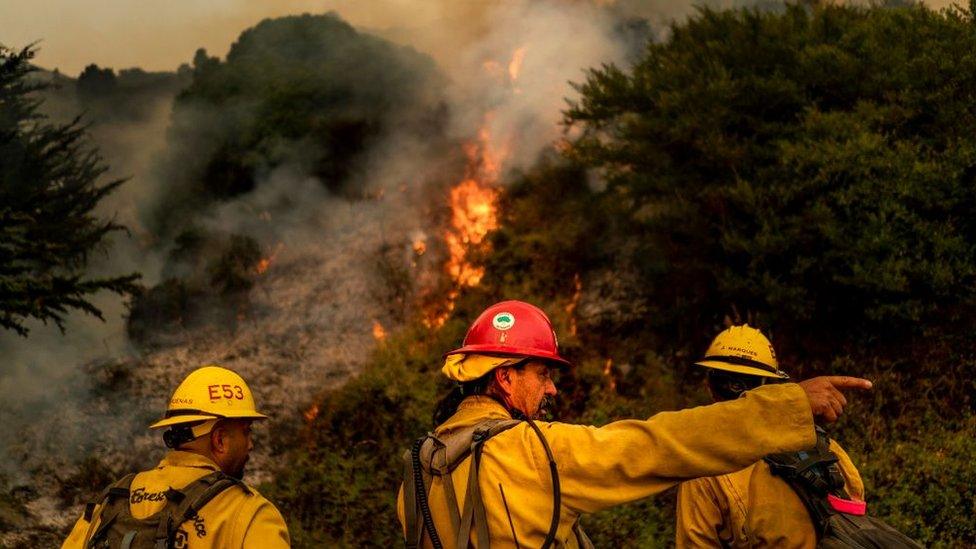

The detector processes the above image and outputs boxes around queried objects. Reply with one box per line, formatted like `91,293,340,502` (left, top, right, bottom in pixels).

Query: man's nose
545,378,557,396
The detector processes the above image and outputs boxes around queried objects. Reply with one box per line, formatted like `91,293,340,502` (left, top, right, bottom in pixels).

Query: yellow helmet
149,365,268,430
695,325,789,379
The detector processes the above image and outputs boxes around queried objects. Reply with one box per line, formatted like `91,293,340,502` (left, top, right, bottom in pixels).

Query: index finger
824,376,873,390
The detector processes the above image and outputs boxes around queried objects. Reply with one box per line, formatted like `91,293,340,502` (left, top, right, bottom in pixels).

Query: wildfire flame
372,320,387,341
603,358,617,392
445,179,499,287
255,243,284,276
303,403,320,424
413,239,427,256
426,47,526,328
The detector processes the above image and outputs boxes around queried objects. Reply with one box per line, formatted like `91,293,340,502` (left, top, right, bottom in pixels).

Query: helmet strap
163,419,220,449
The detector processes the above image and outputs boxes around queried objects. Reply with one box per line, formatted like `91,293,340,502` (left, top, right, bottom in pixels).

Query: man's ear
494,366,513,394
209,424,226,455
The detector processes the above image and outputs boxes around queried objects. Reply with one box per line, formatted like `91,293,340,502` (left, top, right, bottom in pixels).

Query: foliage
264,323,461,548
76,64,117,100
0,45,139,336
841,415,976,547
126,230,263,345
565,1,976,356
152,13,448,236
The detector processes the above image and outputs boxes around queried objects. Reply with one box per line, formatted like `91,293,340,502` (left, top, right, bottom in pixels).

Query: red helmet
446,300,571,368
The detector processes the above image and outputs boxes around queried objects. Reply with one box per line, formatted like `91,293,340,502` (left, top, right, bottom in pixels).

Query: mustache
536,396,556,420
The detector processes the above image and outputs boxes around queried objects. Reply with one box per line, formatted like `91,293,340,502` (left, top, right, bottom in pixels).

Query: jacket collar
157,450,222,472
437,395,513,435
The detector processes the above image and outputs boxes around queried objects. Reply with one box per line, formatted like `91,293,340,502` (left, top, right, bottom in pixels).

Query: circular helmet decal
492,312,515,331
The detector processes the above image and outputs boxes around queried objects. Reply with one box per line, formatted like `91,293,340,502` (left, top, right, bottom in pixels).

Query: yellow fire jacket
397,383,816,548
676,438,864,548
62,451,290,548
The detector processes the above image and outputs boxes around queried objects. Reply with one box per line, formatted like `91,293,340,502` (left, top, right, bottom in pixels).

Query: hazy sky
0,0,960,75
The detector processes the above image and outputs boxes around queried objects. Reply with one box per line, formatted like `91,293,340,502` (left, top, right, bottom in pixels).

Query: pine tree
0,45,139,336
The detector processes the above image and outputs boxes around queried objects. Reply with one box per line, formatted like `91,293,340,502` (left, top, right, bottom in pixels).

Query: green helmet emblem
492,312,515,331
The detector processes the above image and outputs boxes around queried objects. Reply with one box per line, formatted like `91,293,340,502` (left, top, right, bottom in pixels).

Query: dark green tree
76,63,117,99
152,14,447,236
565,1,976,355
0,45,138,336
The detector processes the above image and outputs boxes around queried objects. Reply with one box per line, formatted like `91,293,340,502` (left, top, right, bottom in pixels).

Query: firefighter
675,325,865,548
62,365,290,548
398,300,872,548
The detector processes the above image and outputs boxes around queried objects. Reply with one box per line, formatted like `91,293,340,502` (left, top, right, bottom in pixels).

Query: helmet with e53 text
149,365,268,430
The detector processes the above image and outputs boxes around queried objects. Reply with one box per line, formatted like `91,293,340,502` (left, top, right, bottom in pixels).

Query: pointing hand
797,376,873,423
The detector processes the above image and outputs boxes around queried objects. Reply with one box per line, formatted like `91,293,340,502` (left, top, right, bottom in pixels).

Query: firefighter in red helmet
398,300,873,548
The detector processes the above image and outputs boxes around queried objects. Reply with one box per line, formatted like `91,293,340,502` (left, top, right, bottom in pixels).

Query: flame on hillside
424,48,528,327
255,243,285,276
303,403,319,424
372,320,387,341
603,358,617,392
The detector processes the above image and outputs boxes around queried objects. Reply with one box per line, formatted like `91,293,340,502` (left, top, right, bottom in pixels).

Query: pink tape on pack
828,494,867,516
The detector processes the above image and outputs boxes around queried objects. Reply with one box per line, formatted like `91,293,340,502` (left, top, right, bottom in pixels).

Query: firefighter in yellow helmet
62,365,290,548
397,301,873,548
676,325,865,548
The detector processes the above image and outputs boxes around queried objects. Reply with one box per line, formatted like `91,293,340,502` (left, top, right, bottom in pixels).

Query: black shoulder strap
85,473,137,521
174,471,249,523
150,471,248,549
764,429,846,537
82,473,138,548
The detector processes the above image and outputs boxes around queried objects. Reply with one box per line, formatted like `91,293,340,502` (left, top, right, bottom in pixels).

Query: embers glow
413,239,427,256
255,243,284,276
303,403,319,424
372,320,387,341
256,258,272,275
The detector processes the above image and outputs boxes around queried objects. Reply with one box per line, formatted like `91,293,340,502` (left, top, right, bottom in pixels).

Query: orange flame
426,48,528,328
255,243,284,276
508,47,527,82
603,358,617,392
413,239,427,256
372,320,387,341
303,403,320,424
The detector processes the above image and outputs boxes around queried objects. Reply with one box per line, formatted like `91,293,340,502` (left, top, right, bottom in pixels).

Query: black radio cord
412,437,444,549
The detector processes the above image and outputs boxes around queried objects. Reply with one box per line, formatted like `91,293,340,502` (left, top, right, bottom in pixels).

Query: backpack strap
149,471,248,549
764,429,847,538
83,473,138,548
403,418,521,549
173,471,248,523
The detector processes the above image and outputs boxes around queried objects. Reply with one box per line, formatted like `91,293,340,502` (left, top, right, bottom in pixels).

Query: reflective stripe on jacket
675,438,864,548
61,450,290,548
397,383,817,548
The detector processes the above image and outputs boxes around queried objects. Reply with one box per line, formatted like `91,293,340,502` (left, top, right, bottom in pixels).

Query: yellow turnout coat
397,383,817,548
62,451,290,548
676,438,864,548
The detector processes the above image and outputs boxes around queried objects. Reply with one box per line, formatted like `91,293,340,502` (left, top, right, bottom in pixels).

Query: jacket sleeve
675,478,727,549
537,383,816,514
241,500,291,548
